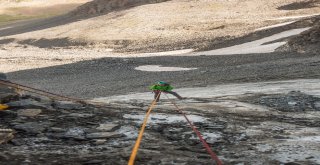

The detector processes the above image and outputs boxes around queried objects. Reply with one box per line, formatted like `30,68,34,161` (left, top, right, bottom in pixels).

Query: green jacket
149,84,173,91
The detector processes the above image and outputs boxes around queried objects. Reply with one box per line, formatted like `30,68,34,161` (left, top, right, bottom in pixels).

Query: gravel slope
6,51,320,99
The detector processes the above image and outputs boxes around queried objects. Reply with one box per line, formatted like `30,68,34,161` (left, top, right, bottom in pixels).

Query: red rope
164,94,223,165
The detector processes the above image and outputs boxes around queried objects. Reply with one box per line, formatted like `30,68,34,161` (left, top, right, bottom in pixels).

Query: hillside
0,0,319,52
277,16,320,53
0,0,90,25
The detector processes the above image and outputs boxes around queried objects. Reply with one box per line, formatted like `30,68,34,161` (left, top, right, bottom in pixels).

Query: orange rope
128,92,161,165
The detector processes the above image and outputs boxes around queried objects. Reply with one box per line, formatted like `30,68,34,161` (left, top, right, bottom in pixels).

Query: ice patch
135,65,197,72
202,132,222,144
92,79,320,103
117,126,138,139
289,136,320,142
123,113,207,124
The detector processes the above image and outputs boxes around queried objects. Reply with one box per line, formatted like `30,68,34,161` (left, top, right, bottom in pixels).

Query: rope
0,80,83,102
164,94,223,165
128,92,161,165
0,104,9,110
0,79,109,107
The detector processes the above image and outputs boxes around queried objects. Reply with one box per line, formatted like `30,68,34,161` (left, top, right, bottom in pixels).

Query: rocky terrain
1,0,320,164
1,76,320,164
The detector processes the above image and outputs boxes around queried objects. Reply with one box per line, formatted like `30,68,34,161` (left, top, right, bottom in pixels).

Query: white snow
123,113,207,124
137,49,194,56
255,21,296,31
193,27,310,55
268,13,320,20
135,65,197,72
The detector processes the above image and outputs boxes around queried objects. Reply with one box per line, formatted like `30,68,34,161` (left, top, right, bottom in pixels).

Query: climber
149,81,183,102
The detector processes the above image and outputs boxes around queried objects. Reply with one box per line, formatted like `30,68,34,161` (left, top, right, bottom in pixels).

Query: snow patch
255,21,296,31
194,28,310,55
123,113,207,124
135,65,197,72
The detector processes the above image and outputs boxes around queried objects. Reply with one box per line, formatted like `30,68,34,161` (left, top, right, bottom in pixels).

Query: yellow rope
128,92,161,165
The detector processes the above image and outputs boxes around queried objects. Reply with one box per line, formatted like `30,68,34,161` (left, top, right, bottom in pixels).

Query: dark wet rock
244,91,320,112
52,101,85,110
0,73,6,80
284,162,302,165
49,127,66,133
7,99,50,109
0,93,18,103
13,122,50,134
67,113,94,118
83,159,104,165
86,132,123,139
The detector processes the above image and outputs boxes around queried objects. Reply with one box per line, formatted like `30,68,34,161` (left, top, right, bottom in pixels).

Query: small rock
17,109,42,117
96,123,119,131
93,139,107,145
86,132,123,139
13,122,49,134
0,132,14,144
7,99,49,109
83,160,104,164
67,113,94,118
53,101,84,110
50,127,66,133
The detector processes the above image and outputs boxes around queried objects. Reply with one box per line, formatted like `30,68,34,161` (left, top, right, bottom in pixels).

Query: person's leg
165,91,183,100
154,90,161,102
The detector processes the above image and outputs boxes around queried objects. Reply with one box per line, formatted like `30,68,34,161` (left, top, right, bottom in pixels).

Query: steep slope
0,0,319,52
0,0,90,25
70,0,169,16
277,16,320,53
